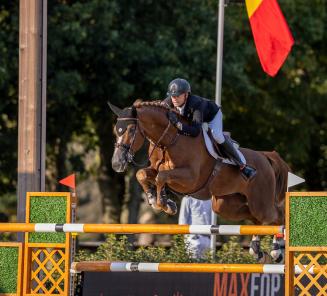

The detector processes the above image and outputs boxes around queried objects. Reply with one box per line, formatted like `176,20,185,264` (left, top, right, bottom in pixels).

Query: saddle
202,123,240,165
168,126,242,200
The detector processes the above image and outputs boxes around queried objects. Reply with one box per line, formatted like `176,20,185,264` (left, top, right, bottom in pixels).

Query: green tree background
0,0,326,223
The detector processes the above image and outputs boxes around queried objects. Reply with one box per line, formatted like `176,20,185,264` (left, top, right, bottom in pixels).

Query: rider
163,78,256,180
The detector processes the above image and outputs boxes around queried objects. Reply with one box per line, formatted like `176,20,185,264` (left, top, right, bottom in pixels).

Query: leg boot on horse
155,186,177,215
144,186,161,210
136,167,163,210
270,235,284,263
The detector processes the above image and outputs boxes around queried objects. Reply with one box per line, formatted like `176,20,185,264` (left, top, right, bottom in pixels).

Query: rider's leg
208,110,256,180
208,109,225,144
221,137,257,180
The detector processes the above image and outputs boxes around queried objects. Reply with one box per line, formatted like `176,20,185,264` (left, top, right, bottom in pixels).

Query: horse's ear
107,101,122,116
133,99,143,108
131,106,137,117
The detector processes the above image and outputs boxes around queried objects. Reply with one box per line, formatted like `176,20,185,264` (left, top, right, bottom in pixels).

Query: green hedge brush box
0,246,19,293
28,195,67,243
289,194,327,247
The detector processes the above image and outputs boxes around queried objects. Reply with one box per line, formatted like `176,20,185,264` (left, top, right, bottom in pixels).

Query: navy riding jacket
163,94,220,137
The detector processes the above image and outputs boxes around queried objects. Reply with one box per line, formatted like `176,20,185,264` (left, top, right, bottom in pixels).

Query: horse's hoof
163,199,177,215
150,200,163,211
151,204,163,211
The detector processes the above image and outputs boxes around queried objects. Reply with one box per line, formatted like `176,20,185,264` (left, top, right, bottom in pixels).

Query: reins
114,116,179,168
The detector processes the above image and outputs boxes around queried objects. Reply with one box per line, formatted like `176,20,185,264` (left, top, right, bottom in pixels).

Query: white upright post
211,0,226,258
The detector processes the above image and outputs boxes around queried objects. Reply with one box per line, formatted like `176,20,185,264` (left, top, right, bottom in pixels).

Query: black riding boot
220,137,257,181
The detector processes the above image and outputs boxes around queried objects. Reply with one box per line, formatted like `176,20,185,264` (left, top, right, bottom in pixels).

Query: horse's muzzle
112,148,129,172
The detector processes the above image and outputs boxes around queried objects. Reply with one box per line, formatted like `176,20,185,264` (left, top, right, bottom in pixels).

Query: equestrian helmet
166,78,191,97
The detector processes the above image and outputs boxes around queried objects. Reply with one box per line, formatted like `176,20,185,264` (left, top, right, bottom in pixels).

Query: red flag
246,0,294,76
59,174,76,189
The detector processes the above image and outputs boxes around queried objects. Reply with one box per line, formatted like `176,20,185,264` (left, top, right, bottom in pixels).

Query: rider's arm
177,109,202,137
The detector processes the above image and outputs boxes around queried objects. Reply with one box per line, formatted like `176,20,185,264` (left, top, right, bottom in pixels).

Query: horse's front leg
136,167,161,210
155,167,194,215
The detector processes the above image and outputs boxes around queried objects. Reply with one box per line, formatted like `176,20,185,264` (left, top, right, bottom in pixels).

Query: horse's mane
133,100,170,110
133,99,182,117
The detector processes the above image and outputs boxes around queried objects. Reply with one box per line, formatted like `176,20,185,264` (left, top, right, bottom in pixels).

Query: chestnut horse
110,101,289,262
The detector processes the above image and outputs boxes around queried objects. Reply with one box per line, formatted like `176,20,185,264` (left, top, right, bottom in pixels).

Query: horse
109,100,290,263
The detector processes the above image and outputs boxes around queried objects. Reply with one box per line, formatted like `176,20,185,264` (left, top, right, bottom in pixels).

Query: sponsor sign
80,272,284,296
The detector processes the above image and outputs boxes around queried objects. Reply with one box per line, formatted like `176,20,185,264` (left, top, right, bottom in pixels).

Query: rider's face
171,93,187,108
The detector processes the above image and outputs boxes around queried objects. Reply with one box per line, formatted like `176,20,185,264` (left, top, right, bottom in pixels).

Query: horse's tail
262,151,290,205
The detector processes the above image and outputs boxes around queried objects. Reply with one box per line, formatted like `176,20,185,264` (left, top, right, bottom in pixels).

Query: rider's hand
167,111,179,125
167,111,183,131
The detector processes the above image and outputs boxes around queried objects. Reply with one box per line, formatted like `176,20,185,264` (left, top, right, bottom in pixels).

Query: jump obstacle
0,192,326,296
0,223,284,235
70,261,322,275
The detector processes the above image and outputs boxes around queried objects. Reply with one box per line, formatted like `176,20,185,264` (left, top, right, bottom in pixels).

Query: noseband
114,116,179,166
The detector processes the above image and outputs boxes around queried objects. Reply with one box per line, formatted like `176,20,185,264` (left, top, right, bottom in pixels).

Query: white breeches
208,110,224,144
208,110,246,165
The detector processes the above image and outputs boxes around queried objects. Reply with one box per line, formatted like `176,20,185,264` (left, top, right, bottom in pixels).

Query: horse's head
108,102,145,172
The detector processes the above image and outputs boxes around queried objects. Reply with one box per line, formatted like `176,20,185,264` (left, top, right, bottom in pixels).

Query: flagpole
211,0,226,259
215,0,225,106
59,173,77,296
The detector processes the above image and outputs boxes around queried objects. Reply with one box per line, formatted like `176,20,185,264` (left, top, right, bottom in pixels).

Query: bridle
114,116,179,167
114,117,139,164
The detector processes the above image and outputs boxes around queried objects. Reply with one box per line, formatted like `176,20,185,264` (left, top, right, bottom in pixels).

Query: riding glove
167,111,183,130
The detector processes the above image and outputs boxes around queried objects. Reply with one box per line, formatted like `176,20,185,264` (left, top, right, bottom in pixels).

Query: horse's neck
141,119,170,146
138,108,171,145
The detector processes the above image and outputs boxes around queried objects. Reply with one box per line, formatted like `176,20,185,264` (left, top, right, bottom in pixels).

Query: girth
168,160,222,200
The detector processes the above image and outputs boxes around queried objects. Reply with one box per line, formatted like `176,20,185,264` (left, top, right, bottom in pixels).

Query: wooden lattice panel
293,252,327,296
30,247,66,295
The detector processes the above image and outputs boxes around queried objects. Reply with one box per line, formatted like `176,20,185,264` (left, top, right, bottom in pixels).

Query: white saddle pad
202,124,245,165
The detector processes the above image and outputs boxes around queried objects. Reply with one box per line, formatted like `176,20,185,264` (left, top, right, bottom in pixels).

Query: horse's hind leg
250,235,284,264
270,235,284,263
249,236,272,263
211,194,258,223
211,195,272,263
